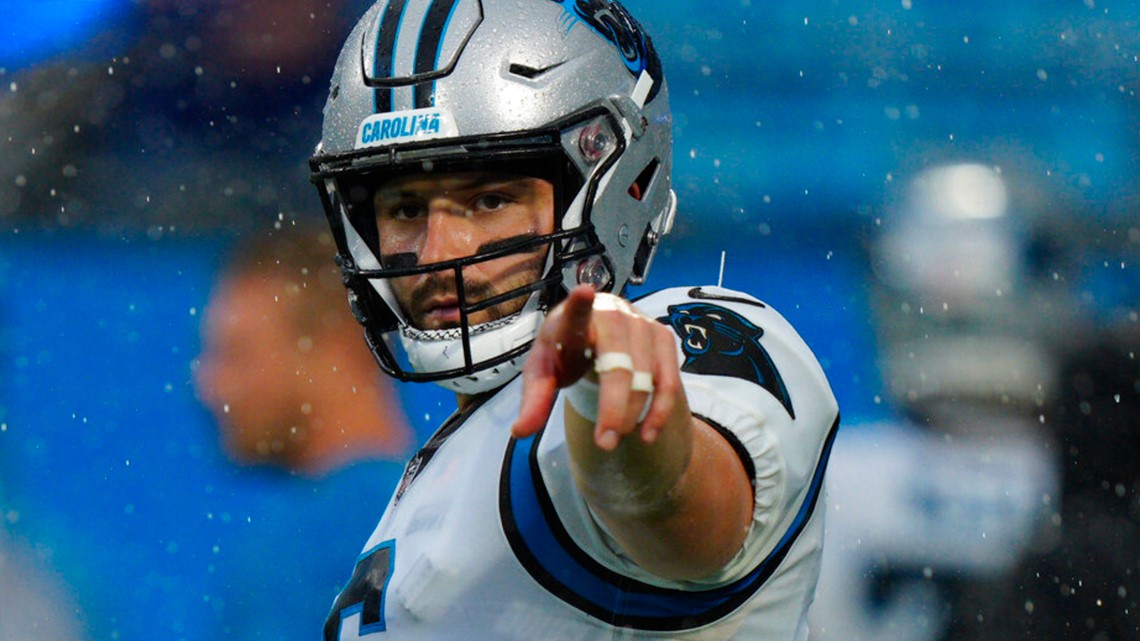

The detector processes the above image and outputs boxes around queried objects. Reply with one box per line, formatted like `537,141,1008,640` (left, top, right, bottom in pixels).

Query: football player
309,1,839,639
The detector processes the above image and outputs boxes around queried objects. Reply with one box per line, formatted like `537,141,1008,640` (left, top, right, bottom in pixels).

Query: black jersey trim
687,286,767,309
393,387,496,503
499,411,841,630
696,413,758,493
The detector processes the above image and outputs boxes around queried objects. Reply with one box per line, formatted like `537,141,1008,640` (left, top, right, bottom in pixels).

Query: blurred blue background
0,0,138,69
0,1,1137,640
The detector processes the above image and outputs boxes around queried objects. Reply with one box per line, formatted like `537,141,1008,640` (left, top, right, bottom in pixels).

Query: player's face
195,274,309,466
374,171,555,330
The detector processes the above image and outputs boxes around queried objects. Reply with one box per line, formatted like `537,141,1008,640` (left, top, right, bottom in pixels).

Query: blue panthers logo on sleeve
657,302,795,419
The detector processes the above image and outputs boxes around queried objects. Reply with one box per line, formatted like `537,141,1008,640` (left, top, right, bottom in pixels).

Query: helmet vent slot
508,61,563,80
627,158,659,201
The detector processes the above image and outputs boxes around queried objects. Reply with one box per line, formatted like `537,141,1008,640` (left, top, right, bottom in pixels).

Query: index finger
544,284,597,386
511,285,597,438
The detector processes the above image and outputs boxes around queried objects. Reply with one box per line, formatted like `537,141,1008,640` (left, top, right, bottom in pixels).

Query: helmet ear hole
627,158,660,201
630,224,655,283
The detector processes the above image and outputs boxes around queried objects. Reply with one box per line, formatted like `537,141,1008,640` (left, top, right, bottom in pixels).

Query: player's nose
417,202,479,265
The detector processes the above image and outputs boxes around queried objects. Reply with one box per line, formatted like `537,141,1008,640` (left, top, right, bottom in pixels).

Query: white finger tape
592,294,636,315
594,352,634,374
630,370,654,393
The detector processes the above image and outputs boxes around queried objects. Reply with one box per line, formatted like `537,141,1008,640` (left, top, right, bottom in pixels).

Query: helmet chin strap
407,241,554,393
401,292,546,394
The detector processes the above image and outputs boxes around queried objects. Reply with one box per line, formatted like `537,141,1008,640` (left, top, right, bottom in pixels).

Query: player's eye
471,193,511,213
384,202,426,221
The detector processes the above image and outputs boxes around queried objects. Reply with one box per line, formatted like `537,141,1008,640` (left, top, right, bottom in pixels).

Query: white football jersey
324,286,840,641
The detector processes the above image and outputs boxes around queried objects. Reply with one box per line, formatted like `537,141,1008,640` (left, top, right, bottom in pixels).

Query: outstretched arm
512,285,754,582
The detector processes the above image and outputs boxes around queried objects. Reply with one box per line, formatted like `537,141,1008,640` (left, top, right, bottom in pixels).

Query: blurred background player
974,322,1140,641
195,225,411,473
193,224,413,640
809,162,1069,641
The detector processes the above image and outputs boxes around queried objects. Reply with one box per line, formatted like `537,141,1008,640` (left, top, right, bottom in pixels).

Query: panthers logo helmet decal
545,0,663,102
657,302,795,419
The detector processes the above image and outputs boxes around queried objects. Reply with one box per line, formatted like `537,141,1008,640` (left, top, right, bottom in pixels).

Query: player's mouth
407,275,509,330
418,296,462,329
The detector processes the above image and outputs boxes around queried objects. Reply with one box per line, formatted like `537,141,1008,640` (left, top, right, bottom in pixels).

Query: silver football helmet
311,0,675,394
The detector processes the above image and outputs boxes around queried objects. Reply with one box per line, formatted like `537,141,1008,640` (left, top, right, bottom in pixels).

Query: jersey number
323,541,395,641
